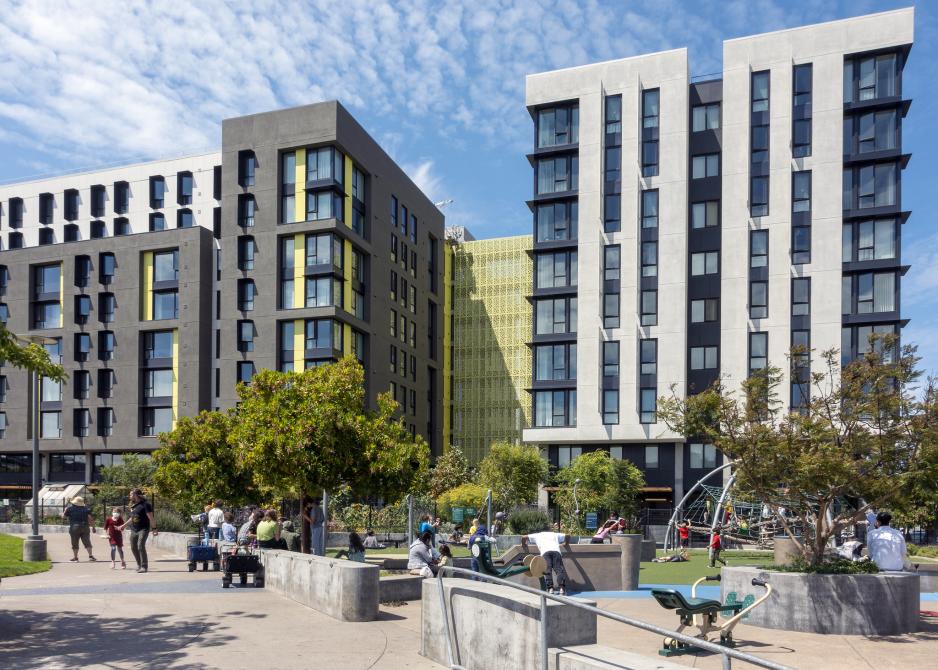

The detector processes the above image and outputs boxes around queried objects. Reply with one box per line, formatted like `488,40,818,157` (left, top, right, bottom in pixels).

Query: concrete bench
550,644,687,669
379,574,425,602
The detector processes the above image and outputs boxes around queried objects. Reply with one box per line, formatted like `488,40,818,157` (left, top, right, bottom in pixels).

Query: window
691,251,719,276
641,242,657,277
97,408,114,437
63,188,79,221
692,154,719,179
401,206,408,237
605,95,622,141
239,194,255,227
9,232,23,249
556,446,582,468
42,376,62,403
144,330,174,361
74,370,90,399
691,201,718,229
150,176,165,208
113,181,129,214
792,171,811,213
690,345,718,370
306,146,343,183
33,302,61,329
238,279,255,311
0,303,6,325
144,369,173,398
751,71,769,113
40,411,62,439
844,163,897,210
603,293,620,329
237,320,254,352
352,166,365,201
536,155,578,194
641,290,657,326
849,110,898,155
238,236,255,270
281,151,296,224
92,220,108,238
645,445,659,469
750,176,769,217
390,196,398,228
640,339,657,375
642,88,659,128
750,282,767,319
236,362,255,384
91,185,106,218
306,190,343,222
32,263,61,328
305,319,340,351
534,390,576,427
535,297,577,335
535,251,577,289
603,246,620,281
690,443,718,469
602,389,619,425
114,217,128,235
602,341,619,377
641,89,659,177
38,192,53,224
605,146,621,192
63,223,78,242
845,53,897,103
38,228,54,245
306,233,341,267
74,332,91,361
536,104,579,148
692,103,720,131
72,409,90,437
843,272,896,314
239,151,256,187
177,172,193,205
792,278,810,316
305,276,341,308
153,290,178,320
534,343,576,381
750,230,768,268
792,64,812,158
842,323,898,366
74,295,91,325
535,202,577,242
149,213,166,231
641,190,658,229
153,250,177,283
142,407,173,436
842,219,896,262
408,285,416,314
389,346,397,374
749,333,769,375
98,331,115,361
640,389,656,424
43,338,62,364
604,194,620,233
691,298,719,323
176,208,193,228
99,252,115,284
0,265,9,295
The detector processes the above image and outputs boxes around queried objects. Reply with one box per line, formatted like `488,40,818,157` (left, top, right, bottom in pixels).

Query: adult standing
62,496,96,562
121,489,157,573
206,500,225,540
303,499,325,556
521,529,571,596
866,510,907,571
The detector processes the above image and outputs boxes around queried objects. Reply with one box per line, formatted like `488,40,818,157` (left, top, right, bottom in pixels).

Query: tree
0,326,66,381
436,483,489,522
95,454,158,511
478,442,548,510
429,445,472,500
657,338,938,566
553,450,646,533
152,411,255,514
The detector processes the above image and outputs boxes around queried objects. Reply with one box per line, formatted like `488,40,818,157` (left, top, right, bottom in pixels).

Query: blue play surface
572,584,938,601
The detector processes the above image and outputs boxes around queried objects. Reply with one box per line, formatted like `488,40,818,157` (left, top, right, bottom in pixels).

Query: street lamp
18,333,58,563
573,478,582,521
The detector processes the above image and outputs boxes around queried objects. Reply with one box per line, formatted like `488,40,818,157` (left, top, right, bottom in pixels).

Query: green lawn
0,533,52,579
639,549,774,585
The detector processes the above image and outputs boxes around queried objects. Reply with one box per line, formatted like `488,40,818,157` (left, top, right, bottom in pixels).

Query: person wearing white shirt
522,530,571,595
866,511,907,572
206,500,225,540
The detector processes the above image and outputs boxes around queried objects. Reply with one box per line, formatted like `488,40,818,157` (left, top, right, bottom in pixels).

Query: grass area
640,549,774,585
0,533,52,579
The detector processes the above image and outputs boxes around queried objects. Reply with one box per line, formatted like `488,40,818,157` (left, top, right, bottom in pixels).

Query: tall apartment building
448,227,533,464
522,8,914,506
0,102,446,491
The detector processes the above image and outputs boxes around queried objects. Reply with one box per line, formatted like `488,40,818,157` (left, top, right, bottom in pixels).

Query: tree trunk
301,491,311,554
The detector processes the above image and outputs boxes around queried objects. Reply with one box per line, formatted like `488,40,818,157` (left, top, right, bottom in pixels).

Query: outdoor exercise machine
470,538,548,588
651,575,772,656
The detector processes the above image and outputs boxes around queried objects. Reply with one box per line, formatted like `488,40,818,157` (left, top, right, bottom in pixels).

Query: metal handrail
435,565,793,670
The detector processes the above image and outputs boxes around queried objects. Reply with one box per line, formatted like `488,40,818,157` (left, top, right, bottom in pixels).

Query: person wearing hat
62,496,96,562
280,519,300,552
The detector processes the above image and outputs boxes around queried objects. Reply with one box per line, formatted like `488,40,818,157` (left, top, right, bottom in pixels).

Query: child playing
105,507,126,569
678,520,690,548
221,511,238,542
709,527,726,568
438,544,453,567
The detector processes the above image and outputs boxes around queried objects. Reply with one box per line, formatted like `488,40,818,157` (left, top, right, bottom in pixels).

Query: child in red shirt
105,507,126,569
708,527,726,568
678,521,690,548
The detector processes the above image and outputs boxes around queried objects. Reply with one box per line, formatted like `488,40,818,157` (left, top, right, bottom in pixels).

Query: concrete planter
721,566,920,635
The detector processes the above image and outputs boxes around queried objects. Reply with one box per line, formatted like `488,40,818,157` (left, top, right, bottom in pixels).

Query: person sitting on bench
521,527,571,595
408,531,439,577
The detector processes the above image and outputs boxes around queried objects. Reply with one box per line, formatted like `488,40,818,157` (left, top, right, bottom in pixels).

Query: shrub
506,508,550,535
772,557,879,575
907,545,938,559
153,508,193,534
436,483,488,521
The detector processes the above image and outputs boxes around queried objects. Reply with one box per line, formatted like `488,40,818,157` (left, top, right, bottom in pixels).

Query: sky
0,0,935,373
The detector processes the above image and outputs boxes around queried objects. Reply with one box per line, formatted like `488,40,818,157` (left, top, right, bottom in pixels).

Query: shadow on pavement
0,607,257,669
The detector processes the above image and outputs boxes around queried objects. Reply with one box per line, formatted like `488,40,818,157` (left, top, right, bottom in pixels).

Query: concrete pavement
0,532,438,670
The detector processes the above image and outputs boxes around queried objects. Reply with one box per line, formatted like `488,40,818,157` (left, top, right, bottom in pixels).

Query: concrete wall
721,566,919,635
499,541,637,592
421,579,597,670
550,644,687,670
260,548,379,622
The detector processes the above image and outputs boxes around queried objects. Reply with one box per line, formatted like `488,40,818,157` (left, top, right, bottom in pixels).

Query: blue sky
0,0,935,374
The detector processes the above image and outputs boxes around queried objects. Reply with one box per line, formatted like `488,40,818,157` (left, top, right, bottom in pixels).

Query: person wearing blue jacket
468,524,488,575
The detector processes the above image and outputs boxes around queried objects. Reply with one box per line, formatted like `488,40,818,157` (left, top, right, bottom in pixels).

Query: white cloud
403,160,443,203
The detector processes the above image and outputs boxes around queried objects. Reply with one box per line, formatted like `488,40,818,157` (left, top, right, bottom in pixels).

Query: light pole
20,333,57,563
572,478,582,522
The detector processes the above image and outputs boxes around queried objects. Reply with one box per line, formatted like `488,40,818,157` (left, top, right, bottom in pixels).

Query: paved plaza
2,533,937,669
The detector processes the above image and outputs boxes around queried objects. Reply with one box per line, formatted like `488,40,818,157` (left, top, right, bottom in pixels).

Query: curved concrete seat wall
722,566,920,635
260,549,379,622
498,535,642,591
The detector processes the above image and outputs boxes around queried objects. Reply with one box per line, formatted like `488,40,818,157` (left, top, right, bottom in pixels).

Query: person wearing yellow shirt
256,510,281,549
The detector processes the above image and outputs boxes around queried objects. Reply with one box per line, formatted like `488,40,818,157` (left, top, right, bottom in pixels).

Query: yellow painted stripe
442,243,454,453
293,233,304,309
343,323,352,357
343,155,353,228
293,319,304,371
295,148,306,224
343,239,353,314
171,329,179,427
141,252,154,321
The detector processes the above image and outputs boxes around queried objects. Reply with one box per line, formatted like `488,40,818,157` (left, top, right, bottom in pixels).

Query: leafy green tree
610,458,646,530
478,442,548,510
436,483,489,522
95,454,158,512
658,338,938,566
553,450,645,533
0,326,66,381
152,411,255,514
429,445,472,499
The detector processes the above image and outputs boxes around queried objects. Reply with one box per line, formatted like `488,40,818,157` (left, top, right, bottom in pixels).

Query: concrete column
84,455,93,485
611,534,641,590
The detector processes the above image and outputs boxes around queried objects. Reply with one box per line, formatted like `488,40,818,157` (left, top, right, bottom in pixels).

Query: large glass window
844,163,897,210
843,272,896,314
640,339,657,375
692,103,720,132
691,201,718,229
602,341,619,377
793,171,811,212
641,290,657,326
750,281,768,319
792,278,811,316
641,190,658,229
690,345,718,370
153,250,178,283
306,147,343,183
751,71,770,112
603,293,619,329
537,105,579,148
604,194,620,233
306,191,343,222
692,154,719,179
535,297,577,335
603,246,620,281
536,251,577,289
691,298,718,323
534,343,576,381
142,407,173,436
144,331,173,361
305,233,342,267
40,411,62,439
845,53,897,103
751,176,769,217
281,151,296,224
602,389,619,425
238,279,256,311
691,251,719,276
144,369,174,398
305,276,342,308
842,219,896,261
536,155,578,194
641,242,657,277
792,64,812,158
640,389,656,424
750,230,768,268
534,390,576,427
605,95,622,140
238,236,256,271
690,443,718,469
536,201,577,242
34,263,60,295
153,291,178,320
749,332,768,373
850,110,898,155
237,320,254,352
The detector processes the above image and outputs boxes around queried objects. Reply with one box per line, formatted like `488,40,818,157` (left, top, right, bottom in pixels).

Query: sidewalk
0,532,438,670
